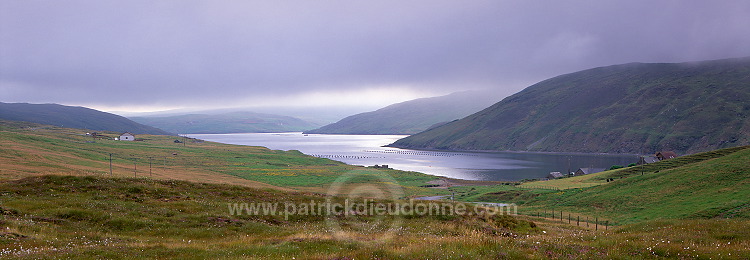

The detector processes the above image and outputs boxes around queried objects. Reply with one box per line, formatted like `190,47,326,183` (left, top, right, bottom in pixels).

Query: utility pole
149,156,152,177
641,148,645,175
109,153,113,175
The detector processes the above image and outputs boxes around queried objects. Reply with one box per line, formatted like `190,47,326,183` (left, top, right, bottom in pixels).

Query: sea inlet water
188,132,639,182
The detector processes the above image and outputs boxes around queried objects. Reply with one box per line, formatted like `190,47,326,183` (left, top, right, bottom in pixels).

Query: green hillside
477,145,750,225
131,111,320,134
391,57,750,154
304,91,500,135
2,120,750,258
0,119,439,195
0,102,171,135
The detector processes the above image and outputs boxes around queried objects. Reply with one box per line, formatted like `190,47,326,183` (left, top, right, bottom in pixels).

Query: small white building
119,132,135,141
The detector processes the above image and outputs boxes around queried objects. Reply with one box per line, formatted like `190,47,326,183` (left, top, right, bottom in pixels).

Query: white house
119,132,135,141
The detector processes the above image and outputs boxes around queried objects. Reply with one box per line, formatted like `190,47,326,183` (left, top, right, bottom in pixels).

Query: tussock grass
3,120,750,258
2,175,748,259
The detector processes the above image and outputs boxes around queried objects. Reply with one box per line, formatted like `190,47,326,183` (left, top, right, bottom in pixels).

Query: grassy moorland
466,145,750,226
1,120,750,258
0,120,441,197
1,175,748,259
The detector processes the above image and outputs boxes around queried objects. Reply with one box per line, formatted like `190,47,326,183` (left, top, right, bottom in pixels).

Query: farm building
637,156,660,165
574,168,606,176
547,172,564,179
655,151,678,161
119,132,135,141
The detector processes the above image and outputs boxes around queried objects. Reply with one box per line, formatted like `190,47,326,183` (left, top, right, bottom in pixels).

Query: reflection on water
188,132,639,181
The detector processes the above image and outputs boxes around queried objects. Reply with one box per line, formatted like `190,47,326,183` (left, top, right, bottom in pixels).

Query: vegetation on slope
131,111,320,134
0,120,440,196
517,145,750,190
2,120,750,258
305,91,500,135
392,57,750,154
0,175,538,259
2,175,748,259
477,145,750,225
0,102,171,135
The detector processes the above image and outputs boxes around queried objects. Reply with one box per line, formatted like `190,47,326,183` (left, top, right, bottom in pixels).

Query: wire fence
517,185,562,190
519,209,611,230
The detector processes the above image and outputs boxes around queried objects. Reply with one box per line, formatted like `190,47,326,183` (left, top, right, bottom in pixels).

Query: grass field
521,146,750,224
1,175,748,259
2,120,750,258
468,145,750,225
0,120,443,197
517,145,750,190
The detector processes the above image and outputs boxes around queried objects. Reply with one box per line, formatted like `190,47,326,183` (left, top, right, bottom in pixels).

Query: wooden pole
109,153,113,175
149,157,152,177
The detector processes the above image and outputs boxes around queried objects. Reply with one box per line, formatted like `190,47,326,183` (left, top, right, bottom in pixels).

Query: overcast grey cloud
2,0,750,112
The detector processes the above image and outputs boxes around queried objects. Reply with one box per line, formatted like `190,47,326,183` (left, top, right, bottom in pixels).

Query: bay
188,132,639,181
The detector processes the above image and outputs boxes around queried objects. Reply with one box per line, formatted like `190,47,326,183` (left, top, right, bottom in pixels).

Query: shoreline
188,132,638,183
384,144,643,157
190,132,643,156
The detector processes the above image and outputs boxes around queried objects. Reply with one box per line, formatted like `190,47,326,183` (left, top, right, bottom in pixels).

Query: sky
2,0,750,114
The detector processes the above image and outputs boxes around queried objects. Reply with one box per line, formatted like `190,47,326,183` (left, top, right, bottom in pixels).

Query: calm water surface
188,132,638,181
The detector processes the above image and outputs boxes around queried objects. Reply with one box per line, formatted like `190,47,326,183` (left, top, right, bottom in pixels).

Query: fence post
109,153,113,175
577,216,580,226
149,156,152,177
605,221,608,230
595,217,598,231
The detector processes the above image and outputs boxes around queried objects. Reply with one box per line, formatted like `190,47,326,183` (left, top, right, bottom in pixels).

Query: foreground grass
1,175,748,259
2,120,750,257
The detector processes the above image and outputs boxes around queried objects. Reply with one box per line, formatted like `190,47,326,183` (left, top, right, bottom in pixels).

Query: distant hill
130,111,320,134
391,57,750,154
304,91,501,135
0,102,171,135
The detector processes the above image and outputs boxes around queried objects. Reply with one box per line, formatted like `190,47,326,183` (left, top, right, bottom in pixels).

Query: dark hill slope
131,111,320,134
304,91,500,135
0,102,171,135
391,57,750,154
